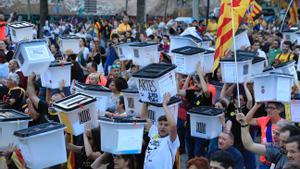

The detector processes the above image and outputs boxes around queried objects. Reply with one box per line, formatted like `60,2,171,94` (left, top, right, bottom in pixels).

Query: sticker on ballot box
138,79,159,103
25,46,49,60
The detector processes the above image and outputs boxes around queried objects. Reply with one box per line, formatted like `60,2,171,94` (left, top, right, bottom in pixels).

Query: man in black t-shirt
177,63,213,159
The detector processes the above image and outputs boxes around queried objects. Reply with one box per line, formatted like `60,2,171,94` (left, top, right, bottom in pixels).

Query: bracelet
241,124,249,128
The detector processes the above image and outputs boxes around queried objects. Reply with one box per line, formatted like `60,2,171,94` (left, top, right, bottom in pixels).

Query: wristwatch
241,124,249,128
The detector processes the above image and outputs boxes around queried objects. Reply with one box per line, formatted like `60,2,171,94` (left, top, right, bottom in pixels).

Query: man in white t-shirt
141,93,180,169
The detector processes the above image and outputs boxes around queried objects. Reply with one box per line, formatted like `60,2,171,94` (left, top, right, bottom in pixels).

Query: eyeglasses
273,130,280,136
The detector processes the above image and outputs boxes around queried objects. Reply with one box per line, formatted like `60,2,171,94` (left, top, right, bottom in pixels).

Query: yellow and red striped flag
250,0,262,20
213,0,250,72
289,0,298,26
67,134,76,169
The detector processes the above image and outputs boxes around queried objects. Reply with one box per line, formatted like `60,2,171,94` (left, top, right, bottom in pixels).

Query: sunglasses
112,154,122,159
112,64,120,69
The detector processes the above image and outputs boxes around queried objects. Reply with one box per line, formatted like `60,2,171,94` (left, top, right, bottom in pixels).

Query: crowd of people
0,9,300,169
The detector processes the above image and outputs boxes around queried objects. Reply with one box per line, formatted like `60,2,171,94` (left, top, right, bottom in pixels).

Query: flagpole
230,0,241,110
280,0,294,32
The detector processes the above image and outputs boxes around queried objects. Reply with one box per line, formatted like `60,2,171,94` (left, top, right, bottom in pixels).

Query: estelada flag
213,0,250,73
289,0,298,26
250,0,262,20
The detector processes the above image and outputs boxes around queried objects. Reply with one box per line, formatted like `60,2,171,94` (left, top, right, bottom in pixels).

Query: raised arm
243,81,253,110
26,74,40,109
83,128,101,160
196,62,209,97
91,152,111,169
236,113,266,155
176,74,187,97
163,93,177,142
220,83,228,99
245,103,262,126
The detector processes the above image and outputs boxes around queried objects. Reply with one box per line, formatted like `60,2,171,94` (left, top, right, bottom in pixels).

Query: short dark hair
158,115,167,122
112,77,128,92
267,102,285,112
283,40,292,50
280,124,300,137
210,150,234,169
286,135,300,151
118,96,125,109
89,61,98,71
111,33,119,40
80,38,86,47
52,43,60,51
148,35,155,40
275,32,283,39
69,54,77,61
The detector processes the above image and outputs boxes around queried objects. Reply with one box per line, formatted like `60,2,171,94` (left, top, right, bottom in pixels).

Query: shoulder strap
266,119,273,143
287,53,292,61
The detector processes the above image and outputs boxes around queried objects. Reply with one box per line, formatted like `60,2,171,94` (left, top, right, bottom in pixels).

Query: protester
273,40,295,65
141,93,180,169
246,102,286,168
237,113,300,169
1,8,300,169
208,132,245,169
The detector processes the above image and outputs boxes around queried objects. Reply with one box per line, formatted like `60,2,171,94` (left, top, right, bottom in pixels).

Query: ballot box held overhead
132,63,177,103
188,106,223,139
253,72,293,102
53,93,97,136
74,82,112,117
220,57,252,83
129,42,159,67
99,117,146,154
171,46,205,74
59,35,80,54
14,39,55,76
116,42,139,61
14,122,67,169
8,22,34,43
170,34,203,52
122,87,143,117
41,61,72,89
264,61,298,85
147,96,181,124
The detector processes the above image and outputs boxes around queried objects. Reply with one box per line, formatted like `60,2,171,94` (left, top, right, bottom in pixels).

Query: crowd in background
0,10,300,169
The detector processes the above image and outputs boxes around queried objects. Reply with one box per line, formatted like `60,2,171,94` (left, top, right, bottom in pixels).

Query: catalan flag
250,0,262,20
213,0,250,72
289,0,298,26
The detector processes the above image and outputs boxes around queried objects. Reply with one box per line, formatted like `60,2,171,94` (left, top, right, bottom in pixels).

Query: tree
39,0,49,38
137,0,146,33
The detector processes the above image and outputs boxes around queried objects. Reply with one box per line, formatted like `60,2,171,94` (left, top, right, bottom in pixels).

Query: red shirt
0,21,6,40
